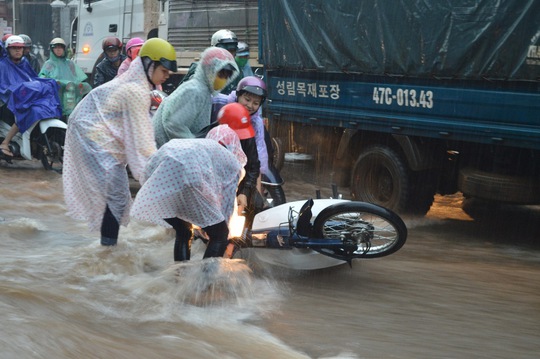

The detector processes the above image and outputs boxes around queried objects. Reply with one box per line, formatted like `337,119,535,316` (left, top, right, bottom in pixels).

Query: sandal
0,145,14,160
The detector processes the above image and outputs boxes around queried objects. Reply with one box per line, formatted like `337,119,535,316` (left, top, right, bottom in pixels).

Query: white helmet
5,35,25,48
236,41,250,56
210,29,238,51
50,37,67,48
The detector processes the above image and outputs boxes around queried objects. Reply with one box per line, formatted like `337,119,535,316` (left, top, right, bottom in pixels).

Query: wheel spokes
320,211,400,255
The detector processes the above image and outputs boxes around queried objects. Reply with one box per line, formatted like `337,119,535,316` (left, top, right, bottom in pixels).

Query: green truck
259,0,540,215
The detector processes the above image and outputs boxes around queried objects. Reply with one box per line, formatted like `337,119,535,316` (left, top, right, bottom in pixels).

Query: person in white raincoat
63,38,177,246
152,46,239,146
131,124,248,261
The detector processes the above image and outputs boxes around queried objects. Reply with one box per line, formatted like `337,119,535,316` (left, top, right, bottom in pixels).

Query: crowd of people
1,29,268,262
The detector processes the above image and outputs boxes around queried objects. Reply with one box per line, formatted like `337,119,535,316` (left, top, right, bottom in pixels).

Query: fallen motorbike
0,112,66,171
196,196,407,270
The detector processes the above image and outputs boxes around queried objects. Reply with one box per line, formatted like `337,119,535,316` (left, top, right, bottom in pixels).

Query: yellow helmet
139,38,177,72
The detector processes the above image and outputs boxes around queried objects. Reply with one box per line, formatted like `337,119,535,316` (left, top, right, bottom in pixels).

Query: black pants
165,217,229,261
101,205,120,246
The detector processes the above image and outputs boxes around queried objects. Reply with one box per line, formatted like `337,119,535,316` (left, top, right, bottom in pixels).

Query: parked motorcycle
196,195,407,270
0,115,66,171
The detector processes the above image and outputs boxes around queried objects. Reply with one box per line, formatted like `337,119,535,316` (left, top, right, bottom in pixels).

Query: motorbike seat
296,199,314,237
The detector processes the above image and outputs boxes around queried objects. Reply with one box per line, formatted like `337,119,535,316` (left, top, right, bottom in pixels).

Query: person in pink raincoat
62,38,177,246
131,124,248,261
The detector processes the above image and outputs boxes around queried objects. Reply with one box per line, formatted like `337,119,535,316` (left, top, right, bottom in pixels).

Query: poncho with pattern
131,126,247,228
62,56,157,231
153,47,239,146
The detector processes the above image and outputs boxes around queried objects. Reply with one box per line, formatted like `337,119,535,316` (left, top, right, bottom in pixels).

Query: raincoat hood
206,124,247,167
152,47,239,145
195,46,239,95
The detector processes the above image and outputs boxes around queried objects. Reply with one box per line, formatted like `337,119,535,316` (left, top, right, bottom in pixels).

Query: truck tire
350,145,411,213
271,137,285,171
458,168,540,204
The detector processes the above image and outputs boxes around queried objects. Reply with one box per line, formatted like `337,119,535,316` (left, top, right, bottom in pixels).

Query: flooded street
1,159,539,358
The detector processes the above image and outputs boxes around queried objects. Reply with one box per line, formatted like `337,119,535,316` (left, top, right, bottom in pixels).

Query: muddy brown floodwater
269,157,540,358
1,158,539,359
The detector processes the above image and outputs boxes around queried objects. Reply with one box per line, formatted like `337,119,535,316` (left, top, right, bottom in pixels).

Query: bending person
131,124,248,261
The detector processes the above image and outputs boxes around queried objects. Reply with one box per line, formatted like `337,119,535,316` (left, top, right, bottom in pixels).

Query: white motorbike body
0,118,66,161
248,199,351,270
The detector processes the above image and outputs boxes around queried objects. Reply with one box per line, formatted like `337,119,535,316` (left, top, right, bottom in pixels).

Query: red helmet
2,34,13,43
217,103,254,140
102,36,123,51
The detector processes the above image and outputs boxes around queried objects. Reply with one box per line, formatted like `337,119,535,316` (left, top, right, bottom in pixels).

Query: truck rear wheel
351,146,410,213
271,137,285,171
459,168,540,204
350,145,435,215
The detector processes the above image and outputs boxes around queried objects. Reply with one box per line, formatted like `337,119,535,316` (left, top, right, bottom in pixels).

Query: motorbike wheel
263,184,287,206
39,128,65,172
311,201,407,259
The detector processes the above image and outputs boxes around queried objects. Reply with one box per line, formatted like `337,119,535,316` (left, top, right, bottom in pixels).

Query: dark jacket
94,54,126,87
238,137,260,199
25,53,41,74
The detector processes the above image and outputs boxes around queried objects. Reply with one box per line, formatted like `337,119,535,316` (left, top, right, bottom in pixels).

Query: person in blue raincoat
0,35,61,159
39,38,92,117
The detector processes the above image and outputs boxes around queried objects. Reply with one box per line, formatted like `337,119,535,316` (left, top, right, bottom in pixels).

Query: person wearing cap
39,37,91,117
62,38,178,247
153,46,239,145
131,124,248,261
116,37,144,77
0,35,61,160
93,36,127,87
